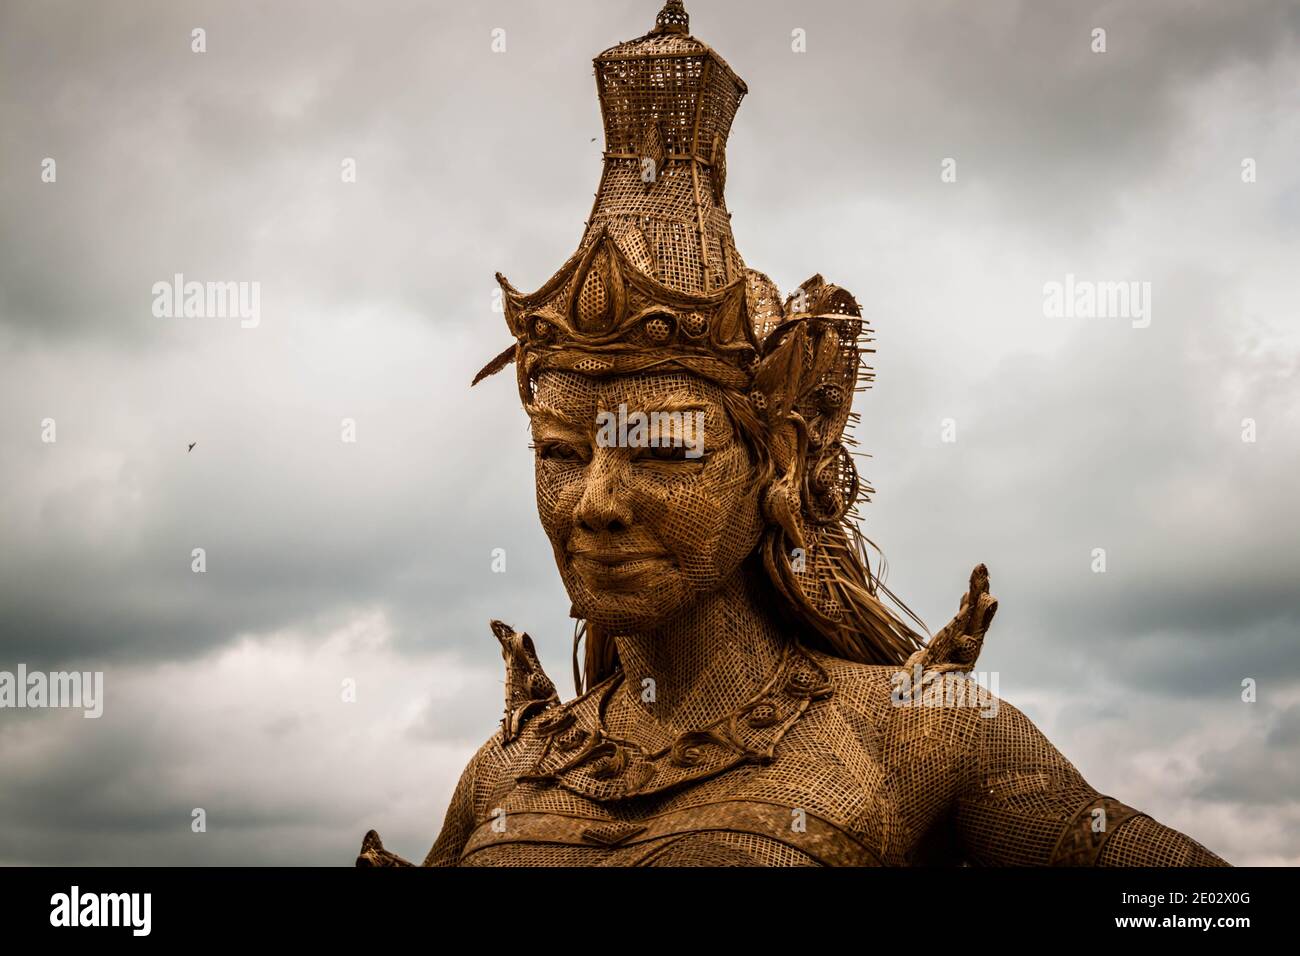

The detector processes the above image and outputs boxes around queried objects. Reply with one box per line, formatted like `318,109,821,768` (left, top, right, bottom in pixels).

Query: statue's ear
753,397,809,551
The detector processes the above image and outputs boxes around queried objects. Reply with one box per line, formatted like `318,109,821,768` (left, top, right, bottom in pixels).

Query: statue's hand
903,563,998,675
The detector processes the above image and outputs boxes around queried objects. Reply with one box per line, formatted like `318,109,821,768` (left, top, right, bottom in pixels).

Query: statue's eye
639,443,706,464
534,440,587,463
648,444,688,461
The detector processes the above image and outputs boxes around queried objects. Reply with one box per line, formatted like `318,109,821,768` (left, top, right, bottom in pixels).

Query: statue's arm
422,729,508,867
422,757,478,867
951,697,1229,866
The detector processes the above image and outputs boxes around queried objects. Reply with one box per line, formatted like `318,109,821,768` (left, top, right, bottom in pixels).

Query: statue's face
528,370,764,632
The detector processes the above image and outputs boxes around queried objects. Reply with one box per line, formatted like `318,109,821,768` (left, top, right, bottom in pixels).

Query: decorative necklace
522,641,833,800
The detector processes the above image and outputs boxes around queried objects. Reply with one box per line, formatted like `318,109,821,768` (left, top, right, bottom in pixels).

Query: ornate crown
475,2,863,382
489,227,756,393
474,0,756,390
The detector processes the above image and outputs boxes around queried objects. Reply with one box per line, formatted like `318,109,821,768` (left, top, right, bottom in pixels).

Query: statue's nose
574,455,634,533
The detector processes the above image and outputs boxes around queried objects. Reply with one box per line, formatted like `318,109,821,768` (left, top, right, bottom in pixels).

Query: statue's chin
563,565,697,632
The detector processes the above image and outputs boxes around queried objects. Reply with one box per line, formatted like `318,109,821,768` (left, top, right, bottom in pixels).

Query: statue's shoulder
803,563,1004,734
358,621,579,867
802,648,900,713
801,646,995,739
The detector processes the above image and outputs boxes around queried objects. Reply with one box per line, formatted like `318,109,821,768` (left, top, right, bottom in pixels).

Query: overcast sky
1,0,1297,865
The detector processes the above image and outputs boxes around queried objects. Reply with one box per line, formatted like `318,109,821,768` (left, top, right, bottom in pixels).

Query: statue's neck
611,568,788,734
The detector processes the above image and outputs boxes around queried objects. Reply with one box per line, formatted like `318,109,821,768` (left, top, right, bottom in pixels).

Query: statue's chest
459,648,912,866
458,802,879,867
457,758,889,867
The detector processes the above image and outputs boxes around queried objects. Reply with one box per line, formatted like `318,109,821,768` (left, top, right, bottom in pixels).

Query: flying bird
188,442,196,452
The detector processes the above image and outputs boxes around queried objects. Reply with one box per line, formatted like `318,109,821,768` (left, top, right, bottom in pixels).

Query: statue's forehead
528,371,735,444
532,370,723,409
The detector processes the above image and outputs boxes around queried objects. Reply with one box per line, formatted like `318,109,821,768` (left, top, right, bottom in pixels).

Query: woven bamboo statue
358,0,1228,867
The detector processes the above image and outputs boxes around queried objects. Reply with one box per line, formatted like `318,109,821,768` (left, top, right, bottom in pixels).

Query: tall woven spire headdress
475,1,924,667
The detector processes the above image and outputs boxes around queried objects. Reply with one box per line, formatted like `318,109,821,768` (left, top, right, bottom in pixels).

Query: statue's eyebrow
639,400,707,416
625,390,708,416
525,402,586,431
526,394,709,427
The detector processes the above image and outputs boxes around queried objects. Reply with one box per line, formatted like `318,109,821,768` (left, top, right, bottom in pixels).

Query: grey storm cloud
1,0,1297,864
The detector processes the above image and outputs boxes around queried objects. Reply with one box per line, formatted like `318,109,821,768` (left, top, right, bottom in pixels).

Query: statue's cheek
535,465,585,534
647,488,724,560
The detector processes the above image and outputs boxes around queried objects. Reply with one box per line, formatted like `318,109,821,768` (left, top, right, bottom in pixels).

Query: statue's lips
569,549,672,581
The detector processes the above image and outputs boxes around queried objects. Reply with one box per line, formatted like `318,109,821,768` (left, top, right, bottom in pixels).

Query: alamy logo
890,664,1000,718
151,273,260,328
50,886,151,936
595,403,706,459
0,665,103,717
1042,273,1151,328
